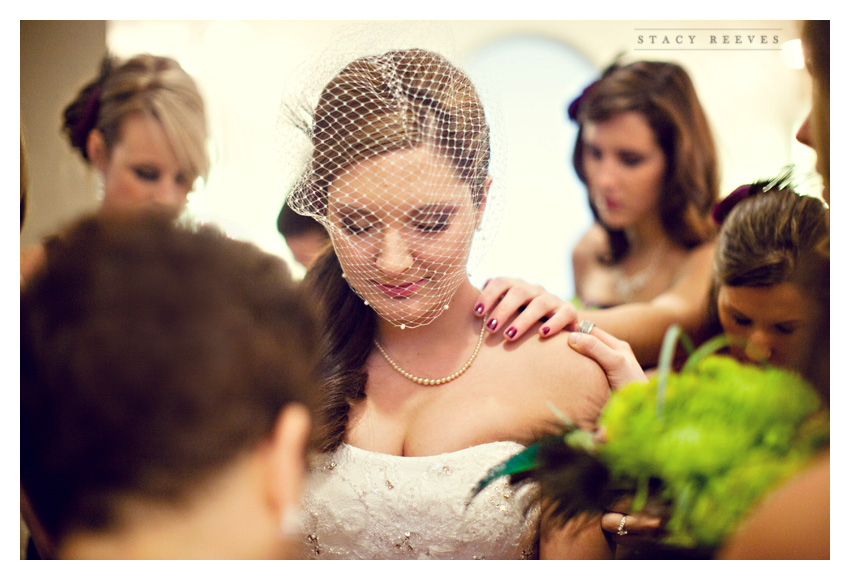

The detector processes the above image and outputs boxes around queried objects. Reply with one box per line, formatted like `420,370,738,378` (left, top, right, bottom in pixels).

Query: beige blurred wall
21,20,815,256
21,20,106,246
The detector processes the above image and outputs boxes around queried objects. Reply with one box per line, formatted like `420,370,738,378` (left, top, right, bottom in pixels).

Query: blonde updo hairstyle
62,54,209,187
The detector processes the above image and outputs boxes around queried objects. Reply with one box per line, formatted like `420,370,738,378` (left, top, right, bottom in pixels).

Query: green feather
471,440,543,496
473,403,597,497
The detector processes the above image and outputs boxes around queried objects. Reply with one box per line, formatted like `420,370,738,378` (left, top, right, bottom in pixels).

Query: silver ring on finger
579,320,595,334
617,514,628,536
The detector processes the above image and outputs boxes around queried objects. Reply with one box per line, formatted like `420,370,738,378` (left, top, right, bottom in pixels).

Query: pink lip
374,279,426,298
603,197,621,210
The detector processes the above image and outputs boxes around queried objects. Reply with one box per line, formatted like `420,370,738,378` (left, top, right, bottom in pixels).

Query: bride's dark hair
305,247,376,453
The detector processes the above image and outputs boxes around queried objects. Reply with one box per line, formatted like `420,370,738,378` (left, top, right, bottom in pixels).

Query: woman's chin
373,303,446,328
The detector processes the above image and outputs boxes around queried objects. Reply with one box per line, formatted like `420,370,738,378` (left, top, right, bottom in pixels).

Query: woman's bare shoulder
682,240,715,268
20,243,46,286
572,224,606,264
692,239,715,255
506,331,610,430
572,225,608,301
532,331,609,392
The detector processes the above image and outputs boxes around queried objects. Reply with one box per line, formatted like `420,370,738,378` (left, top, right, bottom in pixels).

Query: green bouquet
474,326,829,550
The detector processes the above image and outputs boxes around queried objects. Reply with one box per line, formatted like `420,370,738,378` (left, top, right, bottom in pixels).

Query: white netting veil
279,24,504,329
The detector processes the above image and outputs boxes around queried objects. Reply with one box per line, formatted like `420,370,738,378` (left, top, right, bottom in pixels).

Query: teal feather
471,440,543,496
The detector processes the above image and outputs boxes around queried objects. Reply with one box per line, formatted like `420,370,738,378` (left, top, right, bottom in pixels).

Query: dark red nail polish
506,327,517,339
487,318,498,331
541,326,550,336
475,303,485,315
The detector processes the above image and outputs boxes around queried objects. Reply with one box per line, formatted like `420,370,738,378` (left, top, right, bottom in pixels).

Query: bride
287,48,611,559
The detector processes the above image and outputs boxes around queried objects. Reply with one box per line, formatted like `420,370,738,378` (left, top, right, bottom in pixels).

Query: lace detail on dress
300,442,540,559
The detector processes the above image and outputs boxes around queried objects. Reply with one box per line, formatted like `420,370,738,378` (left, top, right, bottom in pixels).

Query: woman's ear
266,403,312,535
86,129,108,173
475,176,492,230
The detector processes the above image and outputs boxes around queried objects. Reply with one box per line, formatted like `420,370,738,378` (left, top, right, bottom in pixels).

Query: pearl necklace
373,320,488,386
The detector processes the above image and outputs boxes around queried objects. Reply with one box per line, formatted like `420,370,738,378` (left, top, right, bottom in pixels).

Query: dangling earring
279,506,303,538
95,174,105,203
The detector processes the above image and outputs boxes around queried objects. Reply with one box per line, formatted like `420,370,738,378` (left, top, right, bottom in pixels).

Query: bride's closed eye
338,208,379,235
410,206,457,233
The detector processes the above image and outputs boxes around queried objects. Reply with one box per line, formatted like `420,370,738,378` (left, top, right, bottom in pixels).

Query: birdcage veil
277,22,505,329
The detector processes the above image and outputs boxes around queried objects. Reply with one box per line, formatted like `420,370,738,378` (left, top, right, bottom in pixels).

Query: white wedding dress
299,441,540,559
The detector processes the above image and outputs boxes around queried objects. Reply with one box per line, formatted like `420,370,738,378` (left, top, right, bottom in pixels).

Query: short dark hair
20,210,319,542
277,202,328,239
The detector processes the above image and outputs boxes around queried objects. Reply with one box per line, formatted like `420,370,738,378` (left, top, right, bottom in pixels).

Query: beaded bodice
299,441,540,559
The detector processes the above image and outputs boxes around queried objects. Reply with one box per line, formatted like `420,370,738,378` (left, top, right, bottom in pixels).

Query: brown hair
292,48,489,217
62,54,209,186
277,202,328,240
20,210,319,542
708,176,828,352
571,61,719,263
712,180,827,289
297,48,490,452
802,21,829,91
